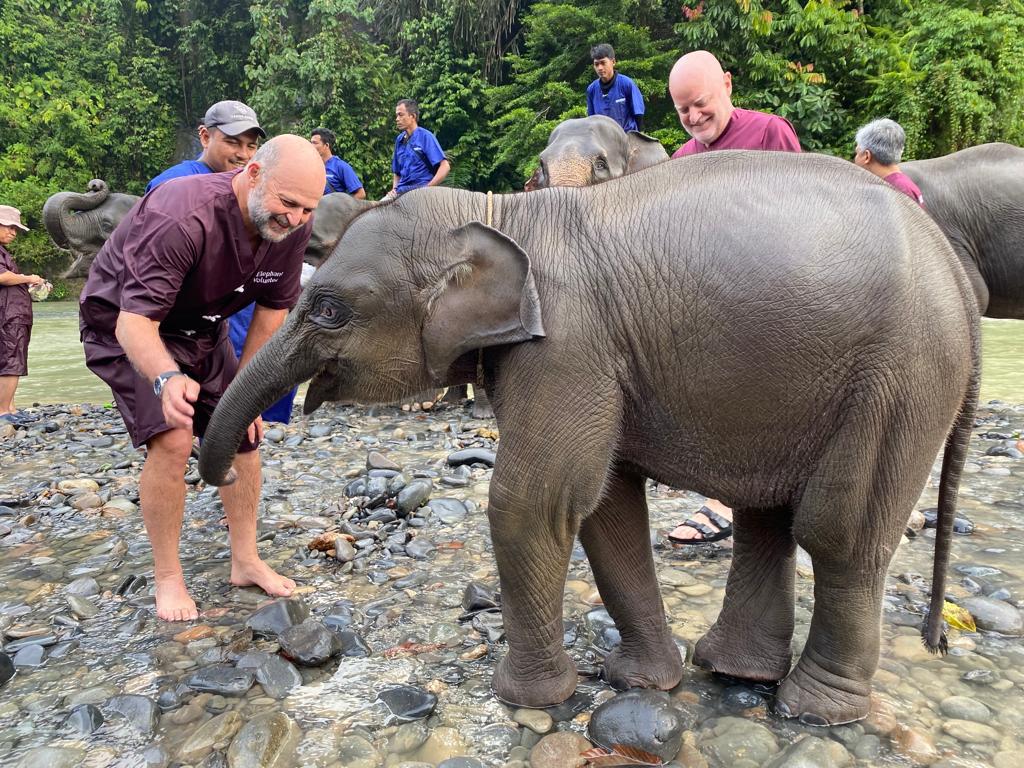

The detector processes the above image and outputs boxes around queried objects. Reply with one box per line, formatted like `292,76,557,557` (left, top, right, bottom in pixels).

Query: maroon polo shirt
883,171,925,207
673,108,802,157
80,171,311,363
0,245,32,325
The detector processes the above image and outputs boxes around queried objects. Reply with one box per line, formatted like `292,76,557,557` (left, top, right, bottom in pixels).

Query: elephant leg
470,385,494,419
488,371,623,707
776,411,940,725
692,506,796,683
578,466,682,691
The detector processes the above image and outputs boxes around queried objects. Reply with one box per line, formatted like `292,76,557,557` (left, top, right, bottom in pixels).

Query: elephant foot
692,627,791,683
493,650,578,707
603,637,683,692
774,656,871,725
470,389,494,419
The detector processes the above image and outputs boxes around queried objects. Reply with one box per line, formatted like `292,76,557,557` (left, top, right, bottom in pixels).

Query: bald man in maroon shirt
665,50,801,546
80,135,326,621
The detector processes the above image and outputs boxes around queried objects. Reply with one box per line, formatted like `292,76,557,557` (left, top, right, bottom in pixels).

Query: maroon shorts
0,323,31,377
82,331,259,452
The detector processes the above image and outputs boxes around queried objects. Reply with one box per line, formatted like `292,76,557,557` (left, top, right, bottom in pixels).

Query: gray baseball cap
202,100,266,138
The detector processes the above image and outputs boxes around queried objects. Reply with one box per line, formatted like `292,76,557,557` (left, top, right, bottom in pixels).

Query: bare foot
230,558,296,597
669,499,734,542
154,575,200,621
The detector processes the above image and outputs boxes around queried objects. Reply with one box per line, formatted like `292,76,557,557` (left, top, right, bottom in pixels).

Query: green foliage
2,0,1024,275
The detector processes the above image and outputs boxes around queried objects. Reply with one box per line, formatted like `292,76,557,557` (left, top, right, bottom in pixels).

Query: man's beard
249,185,299,243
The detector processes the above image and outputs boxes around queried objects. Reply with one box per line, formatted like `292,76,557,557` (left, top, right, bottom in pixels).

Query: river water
15,302,1024,406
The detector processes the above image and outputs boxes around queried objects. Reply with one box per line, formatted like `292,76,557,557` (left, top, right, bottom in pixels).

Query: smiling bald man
80,135,326,621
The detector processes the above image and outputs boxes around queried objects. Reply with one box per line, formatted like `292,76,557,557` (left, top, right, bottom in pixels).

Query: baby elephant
200,153,978,725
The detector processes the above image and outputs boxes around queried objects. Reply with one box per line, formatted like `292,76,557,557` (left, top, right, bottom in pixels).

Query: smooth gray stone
446,448,496,467
65,704,104,735
227,711,300,768
588,689,689,762
0,653,14,686
960,596,1023,635
186,664,256,697
278,620,342,666
255,655,303,699
395,480,432,515
65,576,100,596
105,694,160,735
15,747,86,768
428,498,468,525
377,685,437,723
12,644,46,668
245,598,309,636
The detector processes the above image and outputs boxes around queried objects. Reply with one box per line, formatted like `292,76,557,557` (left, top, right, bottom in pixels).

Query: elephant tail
923,333,981,654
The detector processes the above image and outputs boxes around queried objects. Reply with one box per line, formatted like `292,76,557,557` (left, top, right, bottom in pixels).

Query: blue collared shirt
324,156,363,195
392,127,446,194
145,159,212,194
586,73,646,132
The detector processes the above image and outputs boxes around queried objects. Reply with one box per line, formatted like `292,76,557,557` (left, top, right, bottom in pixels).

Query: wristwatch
153,370,185,397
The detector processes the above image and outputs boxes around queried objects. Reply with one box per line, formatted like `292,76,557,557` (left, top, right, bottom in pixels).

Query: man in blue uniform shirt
145,101,265,193
385,99,450,199
586,43,646,133
146,100,297,424
310,128,366,198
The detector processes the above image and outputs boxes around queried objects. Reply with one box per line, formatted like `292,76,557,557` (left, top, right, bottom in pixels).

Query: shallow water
16,302,1024,405
0,399,1021,767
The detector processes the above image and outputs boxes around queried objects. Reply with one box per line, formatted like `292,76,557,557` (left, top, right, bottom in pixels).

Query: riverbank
0,400,1021,767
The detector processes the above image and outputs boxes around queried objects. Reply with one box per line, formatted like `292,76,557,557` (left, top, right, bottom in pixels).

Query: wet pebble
105,694,160,735
254,655,303,699
429,498,468,525
245,597,309,636
529,731,593,768
699,717,780,766
589,689,689,761
278,619,342,666
940,695,991,722
941,718,1001,743
227,711,301,768
187,664,256,696
396,480,433,515
64,703,104,735
177,711,244,763
367,450,401,471
378,684,438,723
64,576,100,596
337,734,381,768
446,448,496,467
513,708,553,734
406,537,436,559
762,735,853,767
66,594,98,619
12,643,45,668
14,747,86,768
0,652,13,687
959,596,1023,635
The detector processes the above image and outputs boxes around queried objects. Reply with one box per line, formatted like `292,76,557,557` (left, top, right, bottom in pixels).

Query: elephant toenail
775,700,793,718
799,712,830,727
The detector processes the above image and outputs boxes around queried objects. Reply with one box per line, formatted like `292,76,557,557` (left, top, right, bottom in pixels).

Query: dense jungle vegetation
2,0,1023,274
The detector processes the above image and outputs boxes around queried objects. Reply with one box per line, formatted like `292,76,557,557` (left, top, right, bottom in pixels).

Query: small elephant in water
525,115,669,190
200,153,979,725
902,142,1024,319
43,180,141,278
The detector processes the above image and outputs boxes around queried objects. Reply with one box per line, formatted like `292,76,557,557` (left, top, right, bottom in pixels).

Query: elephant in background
532,120,1023,320
902,143,1024,319
43,180,140,278
525,115,669,190
199,154,979,725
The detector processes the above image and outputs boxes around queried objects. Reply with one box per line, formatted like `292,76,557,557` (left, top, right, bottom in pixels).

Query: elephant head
525,115,669,190
305,192,376,267
43,180,140,278
199,193,544,486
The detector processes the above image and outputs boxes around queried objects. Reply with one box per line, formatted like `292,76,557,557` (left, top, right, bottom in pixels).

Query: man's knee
146,428,195,467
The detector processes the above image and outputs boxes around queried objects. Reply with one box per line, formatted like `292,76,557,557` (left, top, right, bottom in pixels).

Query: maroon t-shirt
883,171,925,207
80,171,311,363
672,108,801,157
0,245,32,325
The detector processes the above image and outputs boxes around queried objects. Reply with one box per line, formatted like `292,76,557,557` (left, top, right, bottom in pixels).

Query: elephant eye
594,157,608,171
310,296,352,329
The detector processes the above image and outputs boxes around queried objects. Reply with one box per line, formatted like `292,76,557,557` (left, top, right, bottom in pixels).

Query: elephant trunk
198,317,317,486
42,181,111,251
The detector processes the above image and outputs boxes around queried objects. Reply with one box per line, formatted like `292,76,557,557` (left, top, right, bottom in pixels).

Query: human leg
219,448,295,596
141,428,199,621
0,375,18,414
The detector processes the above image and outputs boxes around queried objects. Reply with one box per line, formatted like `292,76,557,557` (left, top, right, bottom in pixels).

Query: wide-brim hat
0,205,28,232
203,100,267,139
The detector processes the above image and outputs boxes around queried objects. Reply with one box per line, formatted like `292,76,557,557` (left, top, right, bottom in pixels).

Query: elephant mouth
303,362,355,414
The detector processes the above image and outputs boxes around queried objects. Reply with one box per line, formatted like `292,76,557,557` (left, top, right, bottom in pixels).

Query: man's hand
160,374,200,431
247,414,264,445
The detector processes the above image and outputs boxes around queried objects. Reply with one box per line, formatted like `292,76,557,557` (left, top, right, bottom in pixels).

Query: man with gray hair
853,118,924,207
81,135,326,621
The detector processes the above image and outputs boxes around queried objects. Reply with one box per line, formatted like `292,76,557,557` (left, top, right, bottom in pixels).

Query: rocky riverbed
0,399,1021,768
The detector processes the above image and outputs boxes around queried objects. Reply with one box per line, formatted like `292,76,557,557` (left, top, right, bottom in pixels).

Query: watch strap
153,370,185,396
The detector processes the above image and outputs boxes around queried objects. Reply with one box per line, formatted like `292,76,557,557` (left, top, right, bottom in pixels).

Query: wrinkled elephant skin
200,153,979,725
903,143,1024,319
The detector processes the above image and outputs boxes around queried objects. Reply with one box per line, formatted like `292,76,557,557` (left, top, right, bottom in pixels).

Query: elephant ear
421,221,545,382
626,131,669,174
